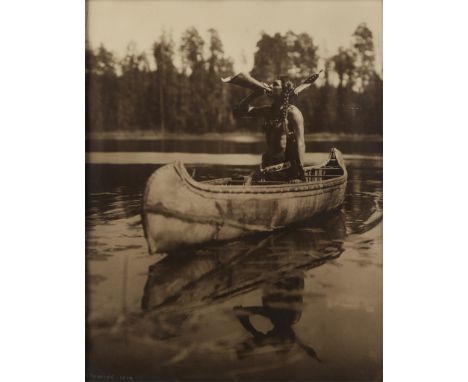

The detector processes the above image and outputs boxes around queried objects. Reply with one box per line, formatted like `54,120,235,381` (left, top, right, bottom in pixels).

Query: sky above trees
87,0,382,73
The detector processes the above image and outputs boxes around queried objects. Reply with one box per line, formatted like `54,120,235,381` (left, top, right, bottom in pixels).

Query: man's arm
289,106,306,165
233,90,269,119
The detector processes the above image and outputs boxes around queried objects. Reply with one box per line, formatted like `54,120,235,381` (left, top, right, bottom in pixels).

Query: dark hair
279,75,294,92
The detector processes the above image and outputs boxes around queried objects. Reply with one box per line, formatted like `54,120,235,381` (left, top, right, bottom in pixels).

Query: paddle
222,70,324,98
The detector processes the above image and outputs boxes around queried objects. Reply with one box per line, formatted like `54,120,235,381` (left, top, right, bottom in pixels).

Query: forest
86,23,382,135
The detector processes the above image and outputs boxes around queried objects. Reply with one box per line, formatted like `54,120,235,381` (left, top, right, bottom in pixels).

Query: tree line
86,24,382,135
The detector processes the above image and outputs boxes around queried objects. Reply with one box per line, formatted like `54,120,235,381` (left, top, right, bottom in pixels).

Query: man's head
270,79,283,97
269,77,294,100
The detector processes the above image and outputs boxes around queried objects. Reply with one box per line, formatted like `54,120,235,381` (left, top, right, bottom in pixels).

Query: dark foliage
86,25,382,135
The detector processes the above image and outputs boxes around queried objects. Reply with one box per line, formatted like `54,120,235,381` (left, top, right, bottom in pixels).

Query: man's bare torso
258,105,305,165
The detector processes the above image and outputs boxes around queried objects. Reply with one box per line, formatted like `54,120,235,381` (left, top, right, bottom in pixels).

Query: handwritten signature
86,372,134,381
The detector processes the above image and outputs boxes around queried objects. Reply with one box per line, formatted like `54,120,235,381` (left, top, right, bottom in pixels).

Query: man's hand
254,86,271,97
263,85,272,96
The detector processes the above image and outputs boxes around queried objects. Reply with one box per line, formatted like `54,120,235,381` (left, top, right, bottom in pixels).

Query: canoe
142,148,347,254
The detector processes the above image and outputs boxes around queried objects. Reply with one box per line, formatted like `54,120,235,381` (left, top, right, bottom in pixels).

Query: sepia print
86,0,382,380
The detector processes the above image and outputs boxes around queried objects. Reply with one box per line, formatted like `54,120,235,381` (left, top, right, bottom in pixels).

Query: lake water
86,138,382,381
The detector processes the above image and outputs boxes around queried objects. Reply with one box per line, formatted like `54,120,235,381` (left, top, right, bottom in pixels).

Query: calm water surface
86,140,382,381
86,138,382,155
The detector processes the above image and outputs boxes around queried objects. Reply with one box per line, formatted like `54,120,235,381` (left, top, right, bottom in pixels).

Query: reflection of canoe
138,213,346,355
142,148,347,253
142,211,346,312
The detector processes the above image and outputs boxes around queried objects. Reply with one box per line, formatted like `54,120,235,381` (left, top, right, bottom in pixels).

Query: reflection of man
233,275,320,361
233,78,306,181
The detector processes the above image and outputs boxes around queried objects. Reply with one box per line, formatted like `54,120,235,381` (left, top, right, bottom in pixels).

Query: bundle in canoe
142,148,347,254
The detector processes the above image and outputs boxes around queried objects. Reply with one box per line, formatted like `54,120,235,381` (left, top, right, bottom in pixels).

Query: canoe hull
143,149,347,253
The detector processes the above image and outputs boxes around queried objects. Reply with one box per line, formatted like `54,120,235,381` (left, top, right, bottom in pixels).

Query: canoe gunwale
171,149,347,197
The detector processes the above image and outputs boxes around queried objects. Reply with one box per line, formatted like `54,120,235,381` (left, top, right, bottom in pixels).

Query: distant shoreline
87,131,383,143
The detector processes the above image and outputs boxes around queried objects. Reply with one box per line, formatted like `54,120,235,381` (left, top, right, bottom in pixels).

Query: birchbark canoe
142,148,347,254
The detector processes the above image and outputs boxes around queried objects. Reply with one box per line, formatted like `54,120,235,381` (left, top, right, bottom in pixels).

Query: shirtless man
233,78,306,181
